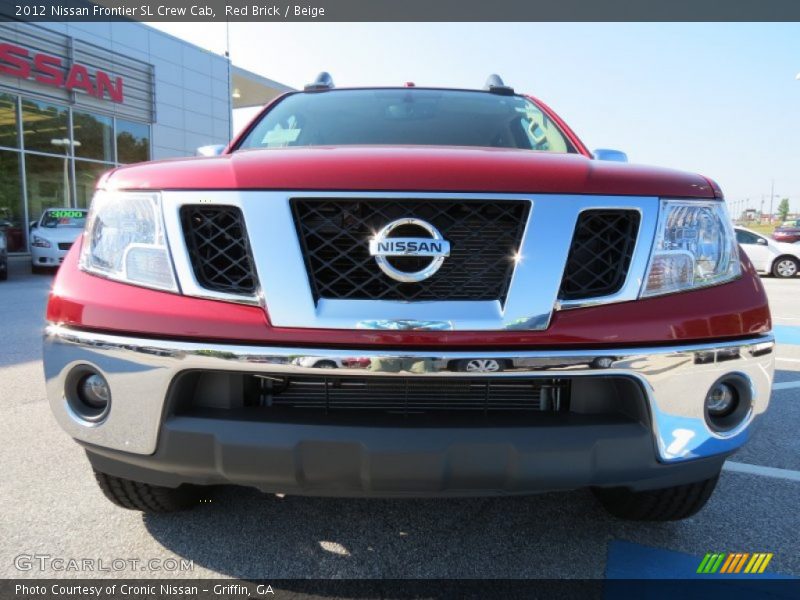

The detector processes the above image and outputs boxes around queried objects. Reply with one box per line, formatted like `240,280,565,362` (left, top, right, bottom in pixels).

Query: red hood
102,146,716,198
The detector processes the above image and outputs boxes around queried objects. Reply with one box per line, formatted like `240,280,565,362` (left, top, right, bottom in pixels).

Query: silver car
30,208,88,273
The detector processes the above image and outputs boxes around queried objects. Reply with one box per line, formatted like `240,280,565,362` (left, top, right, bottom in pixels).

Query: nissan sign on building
0,21,291,254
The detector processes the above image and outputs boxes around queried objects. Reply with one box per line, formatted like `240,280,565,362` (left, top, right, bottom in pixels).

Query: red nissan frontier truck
44,75,774,520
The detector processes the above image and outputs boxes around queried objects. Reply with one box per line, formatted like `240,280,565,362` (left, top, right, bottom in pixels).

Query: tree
777,198,790,223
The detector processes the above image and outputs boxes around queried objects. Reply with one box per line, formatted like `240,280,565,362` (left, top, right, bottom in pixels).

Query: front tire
93,469,201,513
772,256,799,278
592,473,719,521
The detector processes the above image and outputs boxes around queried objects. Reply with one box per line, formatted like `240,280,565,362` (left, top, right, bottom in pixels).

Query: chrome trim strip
44,325,774,462
161,192,660,330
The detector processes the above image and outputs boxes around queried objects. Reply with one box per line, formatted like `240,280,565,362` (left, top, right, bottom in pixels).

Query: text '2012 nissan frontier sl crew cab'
44,75,774,520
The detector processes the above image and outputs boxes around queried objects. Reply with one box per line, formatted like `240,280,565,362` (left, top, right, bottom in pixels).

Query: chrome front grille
165,191,658,330
290,198,529,303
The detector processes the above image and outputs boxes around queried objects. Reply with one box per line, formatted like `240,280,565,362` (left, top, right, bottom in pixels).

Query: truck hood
102,146,716,198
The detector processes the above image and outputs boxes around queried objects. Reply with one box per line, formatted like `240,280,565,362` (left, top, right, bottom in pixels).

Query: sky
150,22,800,215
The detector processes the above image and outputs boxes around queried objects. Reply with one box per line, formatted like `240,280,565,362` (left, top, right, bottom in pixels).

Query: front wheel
772,256,799,278
592,473,719,521
93,469,202,513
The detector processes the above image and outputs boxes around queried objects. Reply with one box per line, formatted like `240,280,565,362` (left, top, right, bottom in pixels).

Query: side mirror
593,148,628,163
196,144,226,157
29,220,37,231
757,238,768,246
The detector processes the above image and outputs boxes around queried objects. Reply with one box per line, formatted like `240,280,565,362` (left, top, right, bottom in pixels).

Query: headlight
79,191,178,292
32,234,52,248
642,199,740,297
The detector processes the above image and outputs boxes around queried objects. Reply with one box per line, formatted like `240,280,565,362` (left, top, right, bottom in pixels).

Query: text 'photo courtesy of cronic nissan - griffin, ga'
41,73,775,522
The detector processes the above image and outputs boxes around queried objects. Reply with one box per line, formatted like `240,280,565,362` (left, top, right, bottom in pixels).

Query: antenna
483,74,514,95
304,72,335,91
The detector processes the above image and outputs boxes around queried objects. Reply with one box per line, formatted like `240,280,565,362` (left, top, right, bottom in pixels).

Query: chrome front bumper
43,325,775,463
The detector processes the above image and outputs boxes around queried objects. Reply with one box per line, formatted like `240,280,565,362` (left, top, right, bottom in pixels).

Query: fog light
706,382,737,417
704,374,753,433
78,374,110,409
65,366,111,423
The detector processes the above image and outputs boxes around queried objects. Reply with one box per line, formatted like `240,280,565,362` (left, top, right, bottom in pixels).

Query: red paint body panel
48,243,770,348
103,146,715,199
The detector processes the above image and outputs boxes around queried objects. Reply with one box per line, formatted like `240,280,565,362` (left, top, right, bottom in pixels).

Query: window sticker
48,210,85,219
262,128,301,146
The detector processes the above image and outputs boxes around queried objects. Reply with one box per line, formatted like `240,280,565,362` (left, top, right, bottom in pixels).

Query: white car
30,208,88,273
735,226,800,278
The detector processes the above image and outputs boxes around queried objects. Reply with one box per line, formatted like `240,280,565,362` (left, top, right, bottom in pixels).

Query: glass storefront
0,92,150,253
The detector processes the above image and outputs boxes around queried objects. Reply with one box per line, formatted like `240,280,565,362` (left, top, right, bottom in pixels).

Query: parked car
43,75,774,521
0,229,7,281
772,220,800,244
30,208,88,273
735,227,800,278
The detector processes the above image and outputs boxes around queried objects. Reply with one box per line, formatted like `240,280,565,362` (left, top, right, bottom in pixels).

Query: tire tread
94,470,199,513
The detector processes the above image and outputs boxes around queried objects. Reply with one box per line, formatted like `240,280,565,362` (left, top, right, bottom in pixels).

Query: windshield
237,89,577,153
40,209,87,229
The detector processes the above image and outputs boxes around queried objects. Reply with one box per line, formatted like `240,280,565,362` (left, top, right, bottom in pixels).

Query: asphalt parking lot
1,261,798,580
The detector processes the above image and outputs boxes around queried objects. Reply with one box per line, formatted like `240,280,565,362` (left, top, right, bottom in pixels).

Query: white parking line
777,358,800,363
723,461,800,482
773,381,800,390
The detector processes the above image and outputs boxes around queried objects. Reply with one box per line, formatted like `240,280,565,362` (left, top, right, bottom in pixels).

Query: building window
0,150,25,252
0,93,18,149
73,110,114,163
116,118,150,163
24,153,72,222
21,98,69,154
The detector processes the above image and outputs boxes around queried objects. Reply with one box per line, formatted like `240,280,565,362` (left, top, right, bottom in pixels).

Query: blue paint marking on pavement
774,325,800,346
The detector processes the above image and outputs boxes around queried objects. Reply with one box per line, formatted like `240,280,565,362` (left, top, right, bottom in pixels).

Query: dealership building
0,20,291,254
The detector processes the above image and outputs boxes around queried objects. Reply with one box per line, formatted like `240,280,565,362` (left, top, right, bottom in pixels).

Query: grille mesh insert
559,210,640,300
291,198,529,302
181,205,257,295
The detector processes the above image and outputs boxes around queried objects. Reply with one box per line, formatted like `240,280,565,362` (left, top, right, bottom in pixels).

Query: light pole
50,138,81,208
768,179,775,223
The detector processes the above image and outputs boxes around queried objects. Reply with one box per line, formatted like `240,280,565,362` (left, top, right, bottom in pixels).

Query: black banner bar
3,0,800,22
4,579,800,600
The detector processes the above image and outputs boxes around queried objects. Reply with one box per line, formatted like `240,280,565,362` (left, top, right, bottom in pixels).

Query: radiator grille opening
291,198,530,303
181,205,257,295
171,371,649,428
559,210,640,300
247,374,570,415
